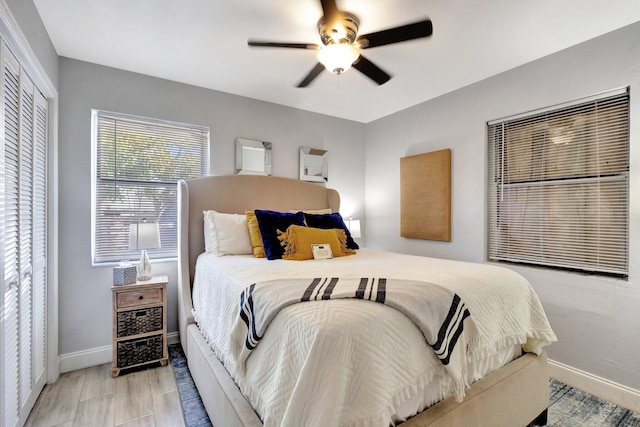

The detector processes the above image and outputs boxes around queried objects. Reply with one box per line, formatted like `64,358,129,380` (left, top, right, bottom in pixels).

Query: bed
177,174,556,427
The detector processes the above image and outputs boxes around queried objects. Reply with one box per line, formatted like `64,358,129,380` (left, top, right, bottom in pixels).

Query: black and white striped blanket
231,277,480,401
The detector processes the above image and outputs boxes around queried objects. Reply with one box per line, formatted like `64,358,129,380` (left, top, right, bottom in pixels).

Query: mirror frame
299,147,328,182
235,138,272,176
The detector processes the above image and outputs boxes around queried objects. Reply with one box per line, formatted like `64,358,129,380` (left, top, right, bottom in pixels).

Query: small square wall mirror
299,147,328,182
236,138,272,175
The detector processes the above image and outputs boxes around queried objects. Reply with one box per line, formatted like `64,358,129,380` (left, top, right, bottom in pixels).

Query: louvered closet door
19,64,47,422
0,39,48,427
32,89,48,396
19,62,35,418
1,39,22,427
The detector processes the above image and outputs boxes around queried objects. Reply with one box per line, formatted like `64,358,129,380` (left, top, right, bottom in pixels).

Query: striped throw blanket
231,277,480,401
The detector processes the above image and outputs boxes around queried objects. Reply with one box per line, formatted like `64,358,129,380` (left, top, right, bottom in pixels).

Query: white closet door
0,39,48,427
32,90,48,392
1,39,22,427
18,65,35,416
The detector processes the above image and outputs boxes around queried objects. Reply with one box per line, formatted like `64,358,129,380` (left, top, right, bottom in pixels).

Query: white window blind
488,88,629,276
92,111,209,264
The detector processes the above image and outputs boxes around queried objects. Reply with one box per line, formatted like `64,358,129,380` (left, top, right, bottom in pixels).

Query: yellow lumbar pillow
277,225,356,261
245,211,266,258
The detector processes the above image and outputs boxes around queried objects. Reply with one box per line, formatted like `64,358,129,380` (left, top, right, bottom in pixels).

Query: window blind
92,111,209,264
488,88,629,276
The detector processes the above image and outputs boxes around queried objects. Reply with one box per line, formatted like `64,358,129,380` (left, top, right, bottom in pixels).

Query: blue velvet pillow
254,210,306,260
303,212,359,250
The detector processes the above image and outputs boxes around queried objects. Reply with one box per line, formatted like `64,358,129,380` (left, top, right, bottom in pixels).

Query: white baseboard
58,332,181,374
167,332,180,346
548,358,640,413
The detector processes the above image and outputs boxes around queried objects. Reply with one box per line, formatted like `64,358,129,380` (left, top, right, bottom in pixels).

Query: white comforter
192,249,556,427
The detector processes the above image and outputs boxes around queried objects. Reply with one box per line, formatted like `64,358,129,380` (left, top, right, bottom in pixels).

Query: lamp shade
346,219,361,239
129,221,161,250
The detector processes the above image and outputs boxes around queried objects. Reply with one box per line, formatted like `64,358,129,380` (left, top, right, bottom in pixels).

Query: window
92,110,209,264
488,88,629,276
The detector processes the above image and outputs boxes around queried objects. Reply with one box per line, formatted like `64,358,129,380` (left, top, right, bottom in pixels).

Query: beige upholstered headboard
176,175,340,352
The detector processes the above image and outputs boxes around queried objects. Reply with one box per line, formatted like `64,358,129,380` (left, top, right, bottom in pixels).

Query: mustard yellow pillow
277,225,356,261
245,211,266,258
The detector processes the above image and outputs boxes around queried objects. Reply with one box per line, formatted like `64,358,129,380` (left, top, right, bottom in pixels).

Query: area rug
548,379,640,426
169,344,639,427
169,344,212,427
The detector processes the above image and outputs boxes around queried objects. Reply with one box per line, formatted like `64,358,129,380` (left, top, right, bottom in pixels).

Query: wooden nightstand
111,275,168,377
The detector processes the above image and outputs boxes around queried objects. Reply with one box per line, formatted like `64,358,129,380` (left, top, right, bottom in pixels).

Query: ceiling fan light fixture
316,43,360,74
247,1,432,87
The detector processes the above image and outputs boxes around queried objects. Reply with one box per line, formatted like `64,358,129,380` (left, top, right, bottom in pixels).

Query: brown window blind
92,110,209,264
488,88,629,276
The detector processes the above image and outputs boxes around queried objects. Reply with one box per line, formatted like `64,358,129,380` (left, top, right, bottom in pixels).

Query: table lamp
129,219,161,281
346,218,361,239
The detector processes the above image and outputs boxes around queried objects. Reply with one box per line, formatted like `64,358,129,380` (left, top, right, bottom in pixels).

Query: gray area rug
169,344,639,426
169,344,212,427
548,379,640,426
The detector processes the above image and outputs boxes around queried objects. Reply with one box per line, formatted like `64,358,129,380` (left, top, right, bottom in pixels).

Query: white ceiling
33,0,640,123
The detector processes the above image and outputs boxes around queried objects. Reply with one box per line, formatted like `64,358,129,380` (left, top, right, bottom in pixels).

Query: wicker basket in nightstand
111,275,168,377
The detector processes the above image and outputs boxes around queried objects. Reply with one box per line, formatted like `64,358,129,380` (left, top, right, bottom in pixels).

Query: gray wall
57,58,366,355
365,22,640,390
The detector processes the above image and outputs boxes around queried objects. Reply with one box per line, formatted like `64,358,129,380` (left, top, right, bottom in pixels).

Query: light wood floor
25,362,185,427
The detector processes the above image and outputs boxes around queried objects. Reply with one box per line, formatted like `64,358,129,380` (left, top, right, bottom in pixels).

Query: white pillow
203,210,218,254
211,211,252,256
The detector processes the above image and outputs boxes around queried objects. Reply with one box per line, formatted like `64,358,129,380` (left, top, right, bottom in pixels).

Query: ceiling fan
247,0,433,87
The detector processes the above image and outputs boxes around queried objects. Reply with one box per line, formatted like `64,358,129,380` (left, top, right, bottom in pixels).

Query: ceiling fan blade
297,63,326,87
248,41,319,50
352,55,391,85
357,19,433,49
